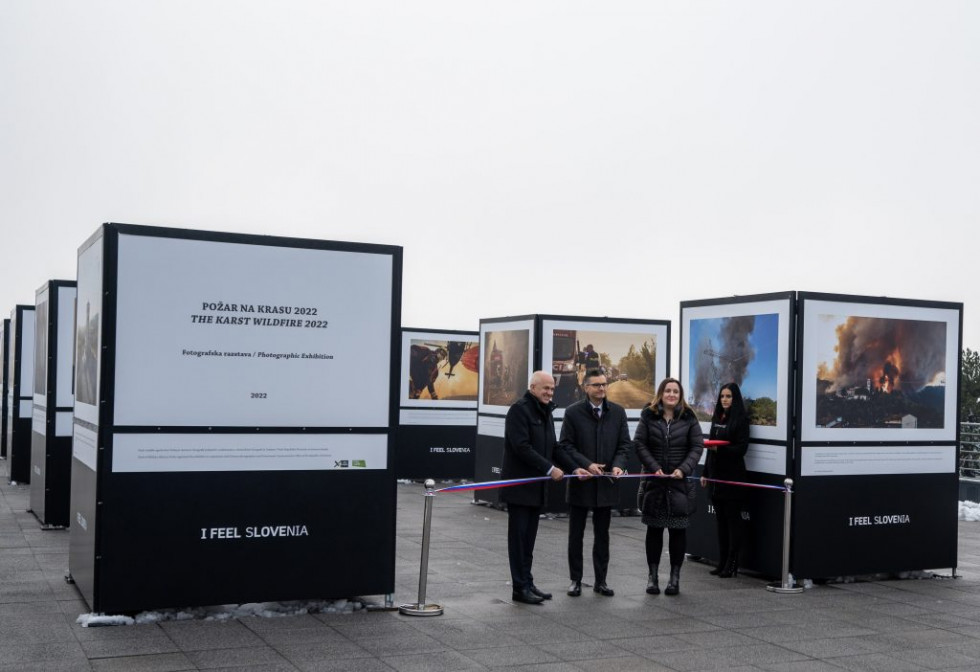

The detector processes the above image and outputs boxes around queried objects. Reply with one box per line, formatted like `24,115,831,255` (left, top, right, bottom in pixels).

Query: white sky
2,1,977,375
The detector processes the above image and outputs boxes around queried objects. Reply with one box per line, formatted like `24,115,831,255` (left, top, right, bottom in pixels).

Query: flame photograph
799,296,960,443
814,315,947,430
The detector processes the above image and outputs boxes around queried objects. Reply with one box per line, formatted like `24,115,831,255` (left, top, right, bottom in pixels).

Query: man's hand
671,469,684,479
550,467,565,481
587,463,604,476
611,467,624,477
573,467,592,481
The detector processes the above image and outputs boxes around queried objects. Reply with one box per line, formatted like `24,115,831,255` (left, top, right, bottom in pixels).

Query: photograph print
478,319,533,414
400,330,479,408
800,296,961,442
74,238,103,413
681,295,793,442
540,319,669,417
33,297,48,397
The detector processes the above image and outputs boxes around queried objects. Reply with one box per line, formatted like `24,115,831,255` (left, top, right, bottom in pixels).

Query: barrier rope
431,441,788,494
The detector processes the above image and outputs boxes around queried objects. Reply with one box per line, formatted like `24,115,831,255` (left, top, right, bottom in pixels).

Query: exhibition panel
68,223,402,613
680,293,796,578
6,305,36,484
29,280,76,526
396,328,478,479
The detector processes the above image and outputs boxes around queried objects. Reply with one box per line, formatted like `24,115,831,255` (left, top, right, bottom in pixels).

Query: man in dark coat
501,371,565,605
556,369,631,597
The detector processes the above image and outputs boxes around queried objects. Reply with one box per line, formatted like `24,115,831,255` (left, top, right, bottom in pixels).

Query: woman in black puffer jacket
634,377,704,596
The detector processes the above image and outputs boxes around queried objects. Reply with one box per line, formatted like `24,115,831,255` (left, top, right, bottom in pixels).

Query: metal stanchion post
767,478,804,594
399,479,444,616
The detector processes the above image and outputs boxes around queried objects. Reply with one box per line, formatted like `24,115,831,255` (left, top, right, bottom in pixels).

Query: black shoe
664,565,681,596
567,581,581,597
709,565,724,576
529,584,552,600
512,588,545,605
593,583,614,597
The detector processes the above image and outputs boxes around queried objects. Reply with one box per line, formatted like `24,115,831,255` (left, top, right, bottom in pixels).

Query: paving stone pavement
3,462,980,671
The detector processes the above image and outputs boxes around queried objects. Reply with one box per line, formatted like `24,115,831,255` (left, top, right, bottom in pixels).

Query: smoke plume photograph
482,329,530,407
814,315,947,429
688,314,779,425
549,328,657,409
406,338,478,402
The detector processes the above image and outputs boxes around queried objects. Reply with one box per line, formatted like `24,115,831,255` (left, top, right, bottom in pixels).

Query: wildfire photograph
406,338,479,402
481,329,530,407
688,314,779,426
814,315,947,429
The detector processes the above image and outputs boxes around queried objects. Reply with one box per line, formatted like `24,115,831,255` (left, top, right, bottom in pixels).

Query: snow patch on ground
77,599,363,627
960,500,980,521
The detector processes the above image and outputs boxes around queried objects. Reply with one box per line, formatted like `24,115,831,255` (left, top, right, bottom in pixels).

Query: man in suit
556,369,631,597
501,371,565,604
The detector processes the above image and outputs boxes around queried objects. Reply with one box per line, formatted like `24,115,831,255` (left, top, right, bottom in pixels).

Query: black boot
664,565,681,596
709,562,724,576
646,564,660,595
718,554,739,578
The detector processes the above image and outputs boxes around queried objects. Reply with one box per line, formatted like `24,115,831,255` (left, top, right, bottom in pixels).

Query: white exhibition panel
801,445,956,477
18,400,32,418
477,415,506,438
111,433,388,473
33,289,48,402
56,411,73,437
681,298,792,443
19,309,35,400
540,319,669,420
399,331,478,410
31,405,45,434
74,236,103,427
398,409,477,426
56,286,76,409
73,423,98,472
799,299,959,443
113,234,393,427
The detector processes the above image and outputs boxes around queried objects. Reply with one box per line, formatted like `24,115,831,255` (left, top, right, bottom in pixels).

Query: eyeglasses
586,382,608,388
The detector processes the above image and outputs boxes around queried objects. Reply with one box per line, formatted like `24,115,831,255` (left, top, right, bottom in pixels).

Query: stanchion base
398,603,444,617
766,582,805,594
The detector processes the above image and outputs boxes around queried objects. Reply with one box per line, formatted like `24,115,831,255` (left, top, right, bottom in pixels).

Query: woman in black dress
702,382,750,578
634,377,704,596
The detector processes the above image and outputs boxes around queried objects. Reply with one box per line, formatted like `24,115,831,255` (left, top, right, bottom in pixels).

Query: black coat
555,399,631,508
634,405,704,522
703,414,750,502
500,391,558,507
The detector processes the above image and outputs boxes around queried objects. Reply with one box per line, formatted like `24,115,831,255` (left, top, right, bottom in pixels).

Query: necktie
592,407,601,420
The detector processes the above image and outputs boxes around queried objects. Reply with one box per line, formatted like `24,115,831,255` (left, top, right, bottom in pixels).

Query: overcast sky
2,1,977,375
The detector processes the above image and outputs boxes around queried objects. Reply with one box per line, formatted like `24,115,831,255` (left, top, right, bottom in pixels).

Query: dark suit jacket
556,399,631,508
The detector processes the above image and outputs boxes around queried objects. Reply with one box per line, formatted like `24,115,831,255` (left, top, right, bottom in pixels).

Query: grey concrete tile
777,636,895,658
828,653,927,672
536,639,627,661
273,640,374,664
159,620,267,651
0,662,93,672
458,645,559,668
185,646,297,669
381,649,487,671
758,662,849,672
0,640,88,666
89,652,197,672
884,646,980,670
355,630,451,656
567,655,675,671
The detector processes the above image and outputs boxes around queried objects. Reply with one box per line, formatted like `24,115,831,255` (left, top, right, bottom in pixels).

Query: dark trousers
645,526,687,567
713,499,745,565
568,505,612,584
507,504,541,591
